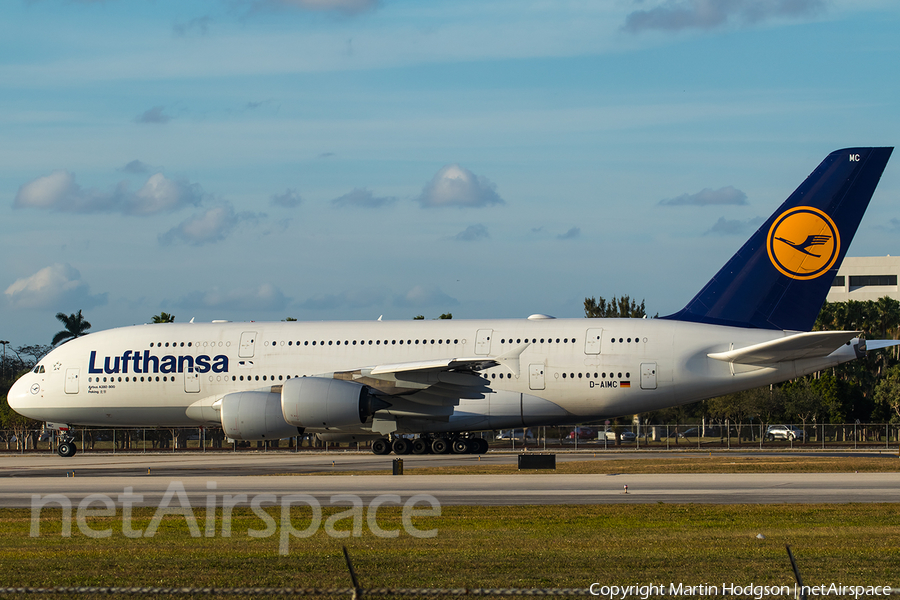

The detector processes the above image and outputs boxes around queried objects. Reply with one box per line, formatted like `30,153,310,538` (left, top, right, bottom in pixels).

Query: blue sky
2,0,899,347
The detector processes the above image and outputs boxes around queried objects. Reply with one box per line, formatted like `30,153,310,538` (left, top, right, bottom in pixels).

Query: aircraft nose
7,373,36,415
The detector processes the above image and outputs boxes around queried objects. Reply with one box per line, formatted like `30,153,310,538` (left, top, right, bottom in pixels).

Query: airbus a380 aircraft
8,148,898,458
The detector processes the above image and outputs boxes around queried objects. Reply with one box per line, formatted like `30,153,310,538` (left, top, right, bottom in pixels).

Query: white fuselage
7,317,859,435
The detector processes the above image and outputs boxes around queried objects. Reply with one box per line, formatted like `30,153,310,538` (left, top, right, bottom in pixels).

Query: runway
1,452,898,508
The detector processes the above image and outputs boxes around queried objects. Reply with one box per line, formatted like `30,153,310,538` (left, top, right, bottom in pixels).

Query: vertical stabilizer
663,147,893,331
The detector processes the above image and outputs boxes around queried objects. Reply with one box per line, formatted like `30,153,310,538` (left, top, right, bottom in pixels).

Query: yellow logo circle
766,206,840,280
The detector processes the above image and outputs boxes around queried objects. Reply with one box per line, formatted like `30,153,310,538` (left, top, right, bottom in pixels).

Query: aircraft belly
14,406,197,428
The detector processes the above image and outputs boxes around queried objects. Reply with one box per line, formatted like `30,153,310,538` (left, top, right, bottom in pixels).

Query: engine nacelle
281,377,383,429
220,391,300,440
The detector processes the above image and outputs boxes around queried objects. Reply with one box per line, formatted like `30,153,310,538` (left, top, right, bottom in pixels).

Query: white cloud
300,288,387,310
557,227,581,240
416,164,504,209
705,216,765,235
623,0,827,33
159,203,263,246
119,160,152,174
454,224,490,241
128,173,203,216
134,106,172,124
14,171,203,215
173,16,213,37
14,171,76,210
246,0,379,14
331,188,397,209
169,283,289,312
659,186,748,206
4,264,107,310
878,218,900,233
393,285,459,308
271,188,303,208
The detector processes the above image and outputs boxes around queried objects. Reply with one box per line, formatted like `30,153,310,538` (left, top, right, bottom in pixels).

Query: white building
827,256,900,303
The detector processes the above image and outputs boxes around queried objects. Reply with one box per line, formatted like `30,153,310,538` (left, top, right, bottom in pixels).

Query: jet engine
281,377,387,429
220,391,300,440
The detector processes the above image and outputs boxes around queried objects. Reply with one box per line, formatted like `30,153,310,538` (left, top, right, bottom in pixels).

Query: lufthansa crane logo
766,206,840,280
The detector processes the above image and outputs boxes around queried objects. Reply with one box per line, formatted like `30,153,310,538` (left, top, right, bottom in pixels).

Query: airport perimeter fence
1,423,899,454
0,547,897,599
0,587,596,599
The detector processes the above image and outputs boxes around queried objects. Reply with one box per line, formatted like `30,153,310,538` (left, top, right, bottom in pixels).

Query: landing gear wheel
411,438,431,454
57,442,77,458
392,438,413,455
472,438,489,454
451,439,471,454
372,438,392,455
431,437,451,454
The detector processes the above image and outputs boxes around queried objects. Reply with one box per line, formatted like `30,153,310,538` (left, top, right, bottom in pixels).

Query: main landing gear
371,435,488,456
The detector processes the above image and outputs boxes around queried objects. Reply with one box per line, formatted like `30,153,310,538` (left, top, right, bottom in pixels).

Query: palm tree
151,312,175,324
52,310,91,345
875,296,900,339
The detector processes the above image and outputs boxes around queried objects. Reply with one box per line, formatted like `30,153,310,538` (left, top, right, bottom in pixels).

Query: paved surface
1,452,898,507
2,450,897,478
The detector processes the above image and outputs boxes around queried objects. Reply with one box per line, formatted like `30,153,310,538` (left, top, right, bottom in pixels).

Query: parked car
568,427,595,440
766,425,805,441
674,428,698,439
603,430,636,442
496,429,535,441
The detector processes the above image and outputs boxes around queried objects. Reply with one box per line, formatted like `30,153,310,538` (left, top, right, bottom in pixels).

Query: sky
2,0,899,348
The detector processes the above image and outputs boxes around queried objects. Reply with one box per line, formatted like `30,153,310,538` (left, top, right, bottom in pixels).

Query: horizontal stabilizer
708,330,860,365
862,339,900,352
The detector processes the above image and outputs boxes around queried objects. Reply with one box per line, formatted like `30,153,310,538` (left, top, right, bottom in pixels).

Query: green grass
2,504,898,589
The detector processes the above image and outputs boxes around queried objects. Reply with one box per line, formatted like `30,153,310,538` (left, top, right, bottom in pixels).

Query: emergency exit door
529,363,545,390
640,362,657,390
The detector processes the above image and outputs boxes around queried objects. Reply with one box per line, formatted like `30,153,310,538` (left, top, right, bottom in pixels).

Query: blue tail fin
663,147,894,331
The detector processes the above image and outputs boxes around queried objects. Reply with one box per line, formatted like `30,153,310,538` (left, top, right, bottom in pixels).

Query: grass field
2,455,898,592
2,503,898,589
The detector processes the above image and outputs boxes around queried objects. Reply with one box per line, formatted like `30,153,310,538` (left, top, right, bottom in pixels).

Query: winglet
663,148,893,331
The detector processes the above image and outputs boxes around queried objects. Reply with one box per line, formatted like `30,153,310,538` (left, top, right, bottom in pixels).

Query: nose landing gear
57,440,77,458
46,423,77,458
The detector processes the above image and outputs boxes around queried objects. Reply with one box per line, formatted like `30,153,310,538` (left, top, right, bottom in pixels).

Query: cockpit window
33,365,45,373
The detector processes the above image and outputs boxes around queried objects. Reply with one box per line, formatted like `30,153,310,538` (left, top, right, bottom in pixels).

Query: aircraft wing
369,357,498,376
332,357,496,410
707,331,860,365
331,342,529,403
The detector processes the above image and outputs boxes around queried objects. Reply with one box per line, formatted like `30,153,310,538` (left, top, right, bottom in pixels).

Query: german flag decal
620,381,631,388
